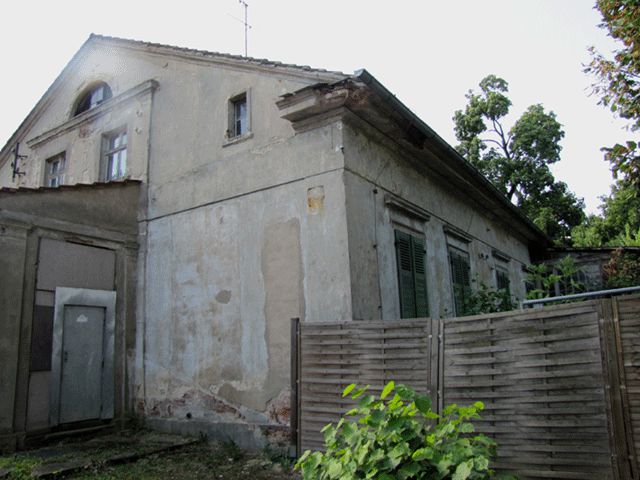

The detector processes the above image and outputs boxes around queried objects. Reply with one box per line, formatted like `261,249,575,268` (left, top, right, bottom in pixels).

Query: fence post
611,298,639,480
598,299,636,479
433,317,444,415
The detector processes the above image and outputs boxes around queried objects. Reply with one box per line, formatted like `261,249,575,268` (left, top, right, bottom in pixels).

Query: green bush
460,281,517,316
604,248,640,288
525,256,584,300
295,382,515,480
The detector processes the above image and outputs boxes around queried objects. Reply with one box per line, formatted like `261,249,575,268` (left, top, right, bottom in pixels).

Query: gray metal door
59,306,105,423
50,288,116,426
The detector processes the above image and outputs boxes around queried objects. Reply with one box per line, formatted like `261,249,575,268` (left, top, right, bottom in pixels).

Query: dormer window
74,82,112,116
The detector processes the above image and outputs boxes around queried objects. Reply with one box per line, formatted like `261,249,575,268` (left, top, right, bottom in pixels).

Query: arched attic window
74,82,112,116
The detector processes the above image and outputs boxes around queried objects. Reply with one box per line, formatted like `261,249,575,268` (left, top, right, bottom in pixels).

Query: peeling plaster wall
135,54,351,439
342,119,530,320
143,167,351,437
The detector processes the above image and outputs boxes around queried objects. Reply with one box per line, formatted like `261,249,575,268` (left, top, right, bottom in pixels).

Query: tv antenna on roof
227,1,252,56
238,0,251,57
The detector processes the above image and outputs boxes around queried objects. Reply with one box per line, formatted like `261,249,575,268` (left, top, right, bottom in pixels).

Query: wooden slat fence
293,318,439,452
443,301,613,479
293,294,640,479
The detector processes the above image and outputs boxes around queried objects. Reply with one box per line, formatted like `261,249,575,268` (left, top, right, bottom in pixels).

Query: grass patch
0,456,42,479
70,442,297,479
0,432,295,479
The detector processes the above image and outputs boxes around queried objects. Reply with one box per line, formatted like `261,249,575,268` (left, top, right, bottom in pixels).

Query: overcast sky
0,0,628,214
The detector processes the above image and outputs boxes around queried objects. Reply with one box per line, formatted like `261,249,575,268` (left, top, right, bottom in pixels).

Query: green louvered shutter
412,236,429,318
449,247,471,315
395,230,429,319
395,230,416,318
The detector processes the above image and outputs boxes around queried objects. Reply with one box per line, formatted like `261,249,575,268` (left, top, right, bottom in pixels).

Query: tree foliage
453,75,584,243
587,0,640,185
572,179,640,246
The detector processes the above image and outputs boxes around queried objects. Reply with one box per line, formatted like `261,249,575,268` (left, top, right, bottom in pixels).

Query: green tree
572,179,640,246
587,0,640,185
453,75,585,243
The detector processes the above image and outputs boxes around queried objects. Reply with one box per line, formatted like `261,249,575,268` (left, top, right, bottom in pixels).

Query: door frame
49,287,116,427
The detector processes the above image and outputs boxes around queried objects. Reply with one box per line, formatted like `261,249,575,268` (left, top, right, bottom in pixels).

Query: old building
0,34,549,450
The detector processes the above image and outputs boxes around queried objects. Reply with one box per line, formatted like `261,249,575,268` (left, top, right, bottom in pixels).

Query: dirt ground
0,432,299,479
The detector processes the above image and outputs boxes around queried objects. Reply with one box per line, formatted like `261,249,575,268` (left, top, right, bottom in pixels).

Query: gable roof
90,34,348,78
0,34,348,167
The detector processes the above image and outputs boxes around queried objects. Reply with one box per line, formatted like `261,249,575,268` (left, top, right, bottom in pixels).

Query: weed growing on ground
0,456,42,480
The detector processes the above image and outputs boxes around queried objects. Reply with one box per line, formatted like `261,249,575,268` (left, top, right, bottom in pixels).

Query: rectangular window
496,267,510,293
45,152,66,187
104,129,127,181
227,92,249,139
395,230,429,319
448,246,471,316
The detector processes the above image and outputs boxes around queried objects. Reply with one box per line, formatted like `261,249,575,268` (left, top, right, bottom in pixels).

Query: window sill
223,131,253,147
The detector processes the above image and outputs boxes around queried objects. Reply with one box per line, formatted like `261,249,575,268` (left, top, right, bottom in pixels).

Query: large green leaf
414,395,432,415
380,381,395,400
452,459,473,480
342,384,356,397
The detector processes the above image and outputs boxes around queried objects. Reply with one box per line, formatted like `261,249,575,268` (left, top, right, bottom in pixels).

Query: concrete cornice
384,194,431,223
27,80,158,149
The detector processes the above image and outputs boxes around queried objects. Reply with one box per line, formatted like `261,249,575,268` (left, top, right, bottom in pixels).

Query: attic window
74,83,112,116
225,91,252,145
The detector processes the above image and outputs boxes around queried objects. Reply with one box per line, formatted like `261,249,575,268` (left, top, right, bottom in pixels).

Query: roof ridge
89,33,349,78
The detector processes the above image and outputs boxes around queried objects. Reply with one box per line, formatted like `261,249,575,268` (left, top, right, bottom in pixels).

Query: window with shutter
395,230,429,319
448,246,471,316
496,267,510,293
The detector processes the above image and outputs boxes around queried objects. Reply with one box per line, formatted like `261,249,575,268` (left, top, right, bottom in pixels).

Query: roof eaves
0,179,141,196
352,69,551,247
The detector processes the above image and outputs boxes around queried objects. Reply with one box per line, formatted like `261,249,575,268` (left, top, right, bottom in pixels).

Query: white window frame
74,83,112,117
102,128,128,181
45,152,66,188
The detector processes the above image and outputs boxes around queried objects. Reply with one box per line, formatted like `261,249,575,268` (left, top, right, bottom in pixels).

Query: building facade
0,35,548,450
